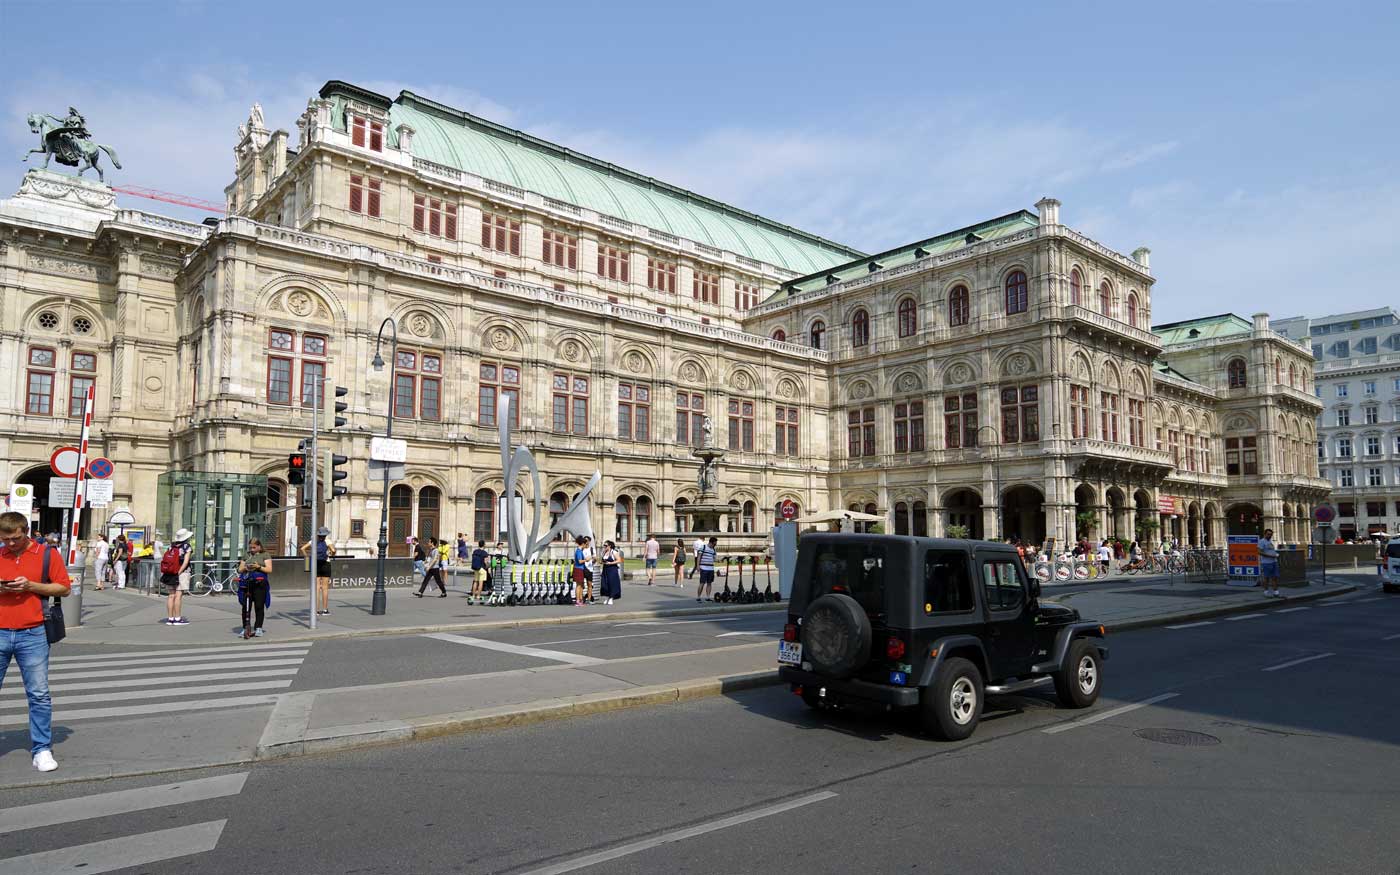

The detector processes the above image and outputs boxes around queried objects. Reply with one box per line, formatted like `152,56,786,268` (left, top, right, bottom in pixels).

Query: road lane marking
1224,613,1266,621
423,632,604,665
49,648,310,671
1275,607,1311,613
614,616,752,627
0,679,293,710
1165,621,1214,630
48,658,306,680
0,695,279,727
0,820,226,875
518,791,838,875
1042,693,1180,734
1381,633,1400,641
0,774,247,835
521,632,671,646
49,645,310,666
717,631,772,637
0,668,299,697
1262,653,1335,672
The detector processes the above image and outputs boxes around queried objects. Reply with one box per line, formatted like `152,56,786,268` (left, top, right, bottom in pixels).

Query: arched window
417,485,441,542
1004,271,1028,314
771,328,786,342
851,309,870,347
894,501,910,535
549,491,570,540
1070,268,1082,306
742,500,756,533
1289,364,1297,388
675,497,689,532
727,499,741,533
1126,293,1138,328
810,320,825,350
864,502,878,535
614,496,632,542
897,298,917,337
1275,357,1282,385
473,488,495,543
912,500,928,536
635,496,651,540
1227,358,1248,389
1099,281,1112,316
948,285,969,327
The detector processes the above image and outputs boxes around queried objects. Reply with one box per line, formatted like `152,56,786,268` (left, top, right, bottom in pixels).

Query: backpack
160,545,183,575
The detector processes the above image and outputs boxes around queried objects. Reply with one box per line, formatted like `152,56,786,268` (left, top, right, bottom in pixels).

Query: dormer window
351,115,384,152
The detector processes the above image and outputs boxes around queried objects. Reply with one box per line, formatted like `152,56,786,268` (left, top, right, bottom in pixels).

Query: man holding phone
0,511,72,772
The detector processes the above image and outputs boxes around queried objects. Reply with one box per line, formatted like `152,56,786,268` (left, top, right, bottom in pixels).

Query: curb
1102,583,1357,632
71,600,784,645
254,670,781,761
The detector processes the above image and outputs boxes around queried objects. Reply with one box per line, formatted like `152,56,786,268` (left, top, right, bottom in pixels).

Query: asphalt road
3,590,1397,874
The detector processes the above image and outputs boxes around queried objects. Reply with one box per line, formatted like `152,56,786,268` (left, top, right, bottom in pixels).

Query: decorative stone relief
17,171,117,210
144,309,170,334
140,256,181,279
409,313,433,338
731,370,753,391
286,290,314,317
490,328,514,351
850,382,872,400
679,361,701,384
562,340,582,362
1005,354,1033,376
26,251,113,283
624,351,646,374
948,363,974,385
1226,415,1252,431
777,378,799,399
896,372,921,392
144,375,163,392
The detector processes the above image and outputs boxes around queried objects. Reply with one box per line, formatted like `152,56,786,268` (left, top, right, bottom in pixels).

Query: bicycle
190,560,239,595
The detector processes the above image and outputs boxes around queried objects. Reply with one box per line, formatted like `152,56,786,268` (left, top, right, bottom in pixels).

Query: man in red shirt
0,511,72,772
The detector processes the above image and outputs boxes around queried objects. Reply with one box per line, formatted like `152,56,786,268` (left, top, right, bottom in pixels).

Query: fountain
652,417,771,558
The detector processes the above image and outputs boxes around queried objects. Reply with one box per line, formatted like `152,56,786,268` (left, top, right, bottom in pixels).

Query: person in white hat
162,528,194,625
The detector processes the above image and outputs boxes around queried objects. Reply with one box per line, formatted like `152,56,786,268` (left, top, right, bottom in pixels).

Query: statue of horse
23,113,122,183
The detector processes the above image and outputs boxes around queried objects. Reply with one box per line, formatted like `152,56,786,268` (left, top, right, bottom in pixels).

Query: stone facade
0,83,1330,556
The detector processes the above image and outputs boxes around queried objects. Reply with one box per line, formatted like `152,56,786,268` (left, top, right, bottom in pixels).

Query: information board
1227,535,1260,580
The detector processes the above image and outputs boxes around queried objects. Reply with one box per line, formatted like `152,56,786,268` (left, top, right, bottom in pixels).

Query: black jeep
778,534,1108,740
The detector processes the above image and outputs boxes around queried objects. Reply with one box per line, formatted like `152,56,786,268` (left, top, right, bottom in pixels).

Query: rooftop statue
24,107,122,183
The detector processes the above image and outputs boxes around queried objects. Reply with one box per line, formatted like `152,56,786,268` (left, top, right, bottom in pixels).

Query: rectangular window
479,361,520,429
1359,336,1377,354
1201,435,1212,473
894,401,926,453
350,116,383,151
1242,435,1258,475
69,375,94,417
734,281,758,311
924,550,975,614
1337,437,1353,458
1364,406,1379,425
543,230,578,269
1070,385,1090,439
728,398,755,451
267,357,292,405
676,393,704,446
25,351,54,415
980,561,1025,612
394,373,416,419
775,405,799,457
694,271,719,304
480,213,521,255
413,196,456,240
1128,398,1145,447
348,175,380,217
552,373,589,435
943,393,978,449
1336,408,1350,427
864,408,876,456
420,372,441,422
1338,501,1355,516
1364,380,1376,395
847,408,876,457
1099,392,1120,443
647,258,677,294
1186,433,1197,472
999,385,1039,443
1337,383,1349,397
617,382,651,441
1169,430,1181,469
597,244,629,281
300,360,325,409
1340,469,1355,487
1368,468,1383,487
1367,436,1381,456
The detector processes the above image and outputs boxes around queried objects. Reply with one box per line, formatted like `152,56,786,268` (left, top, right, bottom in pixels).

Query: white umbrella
793,508,882,525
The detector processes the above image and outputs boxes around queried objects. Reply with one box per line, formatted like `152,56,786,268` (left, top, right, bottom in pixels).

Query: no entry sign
779,499,798,521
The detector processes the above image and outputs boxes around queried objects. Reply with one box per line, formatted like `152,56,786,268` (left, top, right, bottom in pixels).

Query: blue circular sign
87,458,113,479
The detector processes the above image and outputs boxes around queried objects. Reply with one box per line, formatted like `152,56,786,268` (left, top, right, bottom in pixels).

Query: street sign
371,437,407,463
85,481,114,504
49,478,78,506
368,460,405,481
86,457,114,479
1227,535,1260,580
779,499,798,521
7,483,35,515
1313,504,1335,524
108,509,135,526
50,446,81,478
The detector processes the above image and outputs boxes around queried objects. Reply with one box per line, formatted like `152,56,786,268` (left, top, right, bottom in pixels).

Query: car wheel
1054,639,1102,708
920,657,983,741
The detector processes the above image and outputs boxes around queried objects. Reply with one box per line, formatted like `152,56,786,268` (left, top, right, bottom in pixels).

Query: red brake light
885,637,906,660
783,624,798,642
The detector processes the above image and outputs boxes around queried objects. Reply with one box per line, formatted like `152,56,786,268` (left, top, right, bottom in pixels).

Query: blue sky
2,0,1396,323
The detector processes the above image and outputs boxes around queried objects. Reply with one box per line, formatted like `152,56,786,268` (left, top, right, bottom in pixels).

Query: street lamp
977,424,1001,541
369,317,399,616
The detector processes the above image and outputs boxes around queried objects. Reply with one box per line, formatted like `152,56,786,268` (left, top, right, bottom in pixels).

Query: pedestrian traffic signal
288,452,306,485
325,385,349,430
327,450,349,499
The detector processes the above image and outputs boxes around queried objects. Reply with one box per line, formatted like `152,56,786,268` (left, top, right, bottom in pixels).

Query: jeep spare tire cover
803,593,872,679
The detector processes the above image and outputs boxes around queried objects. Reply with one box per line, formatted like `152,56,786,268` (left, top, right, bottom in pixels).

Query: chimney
1252,312,1270,334
396,123,416,155
1035,197,1060,226
1132,247,1151,269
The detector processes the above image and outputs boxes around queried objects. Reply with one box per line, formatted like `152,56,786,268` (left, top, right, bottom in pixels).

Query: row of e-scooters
703,556,783,603
472,555,784,605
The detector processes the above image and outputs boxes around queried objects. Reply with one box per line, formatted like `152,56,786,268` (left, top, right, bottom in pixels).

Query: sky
2,0,1396,324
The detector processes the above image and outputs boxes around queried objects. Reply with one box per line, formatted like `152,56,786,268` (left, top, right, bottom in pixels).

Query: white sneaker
33,750,57,772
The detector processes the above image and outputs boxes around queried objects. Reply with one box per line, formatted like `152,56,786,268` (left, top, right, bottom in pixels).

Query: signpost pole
308,379,321,630
63,386,96,625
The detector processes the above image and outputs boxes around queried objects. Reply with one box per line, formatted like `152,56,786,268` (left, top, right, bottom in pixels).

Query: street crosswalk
0,643,311,727
0,772,248,873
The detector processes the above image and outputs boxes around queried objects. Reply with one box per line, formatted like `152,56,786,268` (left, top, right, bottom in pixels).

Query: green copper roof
318,82,863,275
1152,313,1252,346
777,211,1042,297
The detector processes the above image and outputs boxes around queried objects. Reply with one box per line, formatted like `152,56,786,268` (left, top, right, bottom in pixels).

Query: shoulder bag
41,546,66,645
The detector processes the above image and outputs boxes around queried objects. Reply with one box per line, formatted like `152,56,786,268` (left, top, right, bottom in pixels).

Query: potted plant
947,524,971,539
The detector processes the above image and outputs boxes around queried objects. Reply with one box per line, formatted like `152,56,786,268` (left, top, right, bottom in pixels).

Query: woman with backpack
238,538,272,638
672,539,687,586
160,529,193,626
299,527,336,615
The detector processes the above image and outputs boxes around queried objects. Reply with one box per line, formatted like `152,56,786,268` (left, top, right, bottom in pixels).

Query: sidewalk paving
3,571,1368,789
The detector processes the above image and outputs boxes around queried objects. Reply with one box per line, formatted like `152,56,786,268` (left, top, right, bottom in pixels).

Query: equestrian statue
23,107,121,183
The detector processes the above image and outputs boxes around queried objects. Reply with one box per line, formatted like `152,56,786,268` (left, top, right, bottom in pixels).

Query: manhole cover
1134,728,1221,746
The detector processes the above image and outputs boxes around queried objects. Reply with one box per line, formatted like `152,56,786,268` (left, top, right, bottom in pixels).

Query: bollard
63,562,85,628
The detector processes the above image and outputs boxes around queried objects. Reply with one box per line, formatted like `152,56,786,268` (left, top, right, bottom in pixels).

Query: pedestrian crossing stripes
0,644,310,727
0,773,247,872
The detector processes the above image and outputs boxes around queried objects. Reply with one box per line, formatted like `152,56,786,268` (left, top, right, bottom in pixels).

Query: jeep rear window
809,543,887,616
924,550,974,614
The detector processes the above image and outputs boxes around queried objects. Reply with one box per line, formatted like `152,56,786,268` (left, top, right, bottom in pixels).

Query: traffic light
326,450,349,499
288,452,306,485
325,385,348,430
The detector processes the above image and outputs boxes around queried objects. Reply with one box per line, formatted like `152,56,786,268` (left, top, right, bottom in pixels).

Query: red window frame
1128,399,1145,447
1070,385,1090,439
847,407,876,457
350,116,384,152
543,230,578,269
267,356,293,406
479,361,521,429
1070,269,1082,306
618,382,651,441
734,281,758,310
772,329,786,342
949,286,969,326
676,392,704,446
481,213,522,255
1126,293,1138,327
597,244,629,281
894,401,925,452
1000,385,1038,443
1227,358,1248,388
1099,281,1112,315
552,372,589,435
944,393,978,449
646,258,677,294
727,398,754,452
1099,392,1120,443
694,271,718,303
897,297,917,337
851,309,870,347
349,175,381,217
67,350,98,418
810,320,825,349
25,346,56,416
775,405,799,457
1005,271,1028,314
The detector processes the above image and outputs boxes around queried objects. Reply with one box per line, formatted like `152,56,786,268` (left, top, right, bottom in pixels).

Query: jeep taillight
783,624,798,642
885,637,906,660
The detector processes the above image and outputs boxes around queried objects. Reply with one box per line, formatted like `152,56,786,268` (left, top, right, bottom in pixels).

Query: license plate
777,640,802,666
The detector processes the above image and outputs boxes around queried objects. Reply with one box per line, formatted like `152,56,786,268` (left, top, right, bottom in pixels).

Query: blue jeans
0,626,52,755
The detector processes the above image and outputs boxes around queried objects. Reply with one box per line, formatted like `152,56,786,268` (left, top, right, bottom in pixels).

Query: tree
1076,511,1098,539
947,524,971,539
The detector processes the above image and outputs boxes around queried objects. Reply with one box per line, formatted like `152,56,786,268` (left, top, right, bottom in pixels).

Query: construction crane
110,184,226,214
